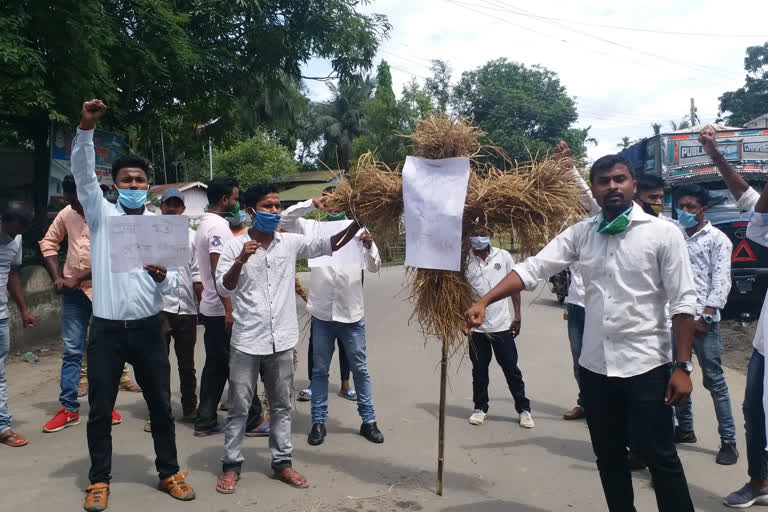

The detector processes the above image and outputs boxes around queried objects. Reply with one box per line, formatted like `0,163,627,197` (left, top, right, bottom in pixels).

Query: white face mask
470,236,491,250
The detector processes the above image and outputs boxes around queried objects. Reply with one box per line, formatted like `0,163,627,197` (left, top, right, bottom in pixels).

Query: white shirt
682,221,732,323
280,199,380,323
513,203,697,378
465,247,515,333
216,231,332,355
71,128,177,320
0,233,22,320
163,228,201,315
747,206,768,355
195,212,233,316
566,168,600,308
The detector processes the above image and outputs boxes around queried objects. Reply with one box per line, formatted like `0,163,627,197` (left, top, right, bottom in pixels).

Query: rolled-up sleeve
512,224,580,290
189,231,201,283
38,210,67,257
747,209,768,248
158,270,178,295
737,188,760,211
660,226,697,317
706,233,732,310
364,240,381,273
215,240,239,297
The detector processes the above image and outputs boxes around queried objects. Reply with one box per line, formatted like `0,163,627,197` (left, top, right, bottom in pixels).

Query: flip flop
245,423,270,437
0,430,29,447
119,380,142,393
216,473,239,494
193,424,225,437
274,467,310,489
297,389,311,402
338,389,358,401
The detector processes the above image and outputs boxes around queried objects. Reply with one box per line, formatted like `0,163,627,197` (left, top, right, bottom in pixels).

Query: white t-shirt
195,213,234,316
0,233,23,320
465,247,515,333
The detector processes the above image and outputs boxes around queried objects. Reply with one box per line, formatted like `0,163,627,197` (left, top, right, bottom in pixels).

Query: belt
93,315,159,329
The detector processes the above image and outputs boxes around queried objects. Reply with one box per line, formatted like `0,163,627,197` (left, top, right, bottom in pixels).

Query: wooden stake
437,339,448,496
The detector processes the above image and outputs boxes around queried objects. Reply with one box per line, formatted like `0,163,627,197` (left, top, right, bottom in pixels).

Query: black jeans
469,331,531,414
581,365,694,512
307,318,351,383
195,315,262,432
159,312,198,415
87,315,178,484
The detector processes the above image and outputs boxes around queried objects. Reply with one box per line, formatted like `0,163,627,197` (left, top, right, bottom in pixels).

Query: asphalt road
0,267,752,511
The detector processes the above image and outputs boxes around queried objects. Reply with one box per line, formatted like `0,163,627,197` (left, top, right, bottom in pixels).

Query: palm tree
315,77,375,171
617,136,632,149
651,122,662,135
669,118,692,131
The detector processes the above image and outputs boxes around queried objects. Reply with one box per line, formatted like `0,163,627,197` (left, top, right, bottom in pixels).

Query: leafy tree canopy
719,42,768,126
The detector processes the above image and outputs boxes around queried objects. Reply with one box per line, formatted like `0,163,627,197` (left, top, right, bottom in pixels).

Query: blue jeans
566,303,585,407
744,350,768,480
60,291,92,412
0,318,10,434
674,323,736,442
310,317,376,424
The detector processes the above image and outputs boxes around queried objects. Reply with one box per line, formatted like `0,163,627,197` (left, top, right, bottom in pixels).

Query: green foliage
651,123,662,135
719,42,768,126
213,134,298,188
425,60,452,114
452,58,579,164
360,61,406,165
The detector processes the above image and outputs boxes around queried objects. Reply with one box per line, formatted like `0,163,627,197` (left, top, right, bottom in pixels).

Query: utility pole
160,128,168,184
690,98,699,126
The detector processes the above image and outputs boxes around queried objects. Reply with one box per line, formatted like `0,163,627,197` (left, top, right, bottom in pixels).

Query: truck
622,126,768,320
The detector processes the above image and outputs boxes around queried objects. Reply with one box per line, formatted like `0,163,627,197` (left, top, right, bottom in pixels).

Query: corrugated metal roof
278,182,330,202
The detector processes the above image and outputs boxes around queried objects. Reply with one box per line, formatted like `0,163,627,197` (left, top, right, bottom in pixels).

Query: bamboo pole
437,339,448,496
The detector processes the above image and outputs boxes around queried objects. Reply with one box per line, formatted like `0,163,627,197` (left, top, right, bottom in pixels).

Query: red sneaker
42,406,80,433
112,410,122,426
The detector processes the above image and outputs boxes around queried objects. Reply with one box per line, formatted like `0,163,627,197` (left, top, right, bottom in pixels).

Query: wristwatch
704,314,714,324
673,361,694,375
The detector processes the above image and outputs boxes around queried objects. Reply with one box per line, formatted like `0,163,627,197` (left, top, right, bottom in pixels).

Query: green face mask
229,202,241,217
596,207,633,235
326,211,347,221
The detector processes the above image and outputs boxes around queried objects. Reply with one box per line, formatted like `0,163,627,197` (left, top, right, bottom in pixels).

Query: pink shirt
39,205,93,299
195,212,234,316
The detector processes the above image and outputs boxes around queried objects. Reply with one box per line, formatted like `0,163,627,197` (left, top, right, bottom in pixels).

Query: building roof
275,169,340,185
278,182,331,202
149,181,207,196
664,123,742,135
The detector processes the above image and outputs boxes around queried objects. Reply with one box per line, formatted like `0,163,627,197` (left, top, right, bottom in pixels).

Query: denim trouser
223,348,294,474
566,303,585,407
310,317,376,424
60,290,92,412
744,350,768,480
674,323,736,442
0,318,11,435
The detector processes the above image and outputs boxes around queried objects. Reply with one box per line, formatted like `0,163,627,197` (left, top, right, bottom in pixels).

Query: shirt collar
114,201,151,216
593,202,651,225
684,220,712,240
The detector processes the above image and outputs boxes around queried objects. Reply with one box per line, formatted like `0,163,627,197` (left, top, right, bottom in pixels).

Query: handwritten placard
403,156,470,271
108,215,189,272
307,219,363,268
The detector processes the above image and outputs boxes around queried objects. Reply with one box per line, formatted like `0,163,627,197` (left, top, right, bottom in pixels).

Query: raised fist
80,100,107,130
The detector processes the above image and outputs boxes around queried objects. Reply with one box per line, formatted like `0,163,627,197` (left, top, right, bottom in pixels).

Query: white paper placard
403,156,470,271
307,219,363,268
108,215,189,272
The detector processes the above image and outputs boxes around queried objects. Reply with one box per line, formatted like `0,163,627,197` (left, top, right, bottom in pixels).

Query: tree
452,58,580,164
213,134,298,188
651,122,662,135
669,118,691,131
719,42,768,126
617,136,633,149
425,60,452,114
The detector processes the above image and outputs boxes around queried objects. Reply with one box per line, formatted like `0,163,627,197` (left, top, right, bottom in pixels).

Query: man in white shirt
214,184,362,494
464,227,532,429
156,189,202,425
194,178,264,437
466,154,698,511
279,189,384,447
0,201,36,448
670,184,738,466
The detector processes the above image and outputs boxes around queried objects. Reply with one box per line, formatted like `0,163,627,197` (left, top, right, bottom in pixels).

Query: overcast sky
302,0,768,162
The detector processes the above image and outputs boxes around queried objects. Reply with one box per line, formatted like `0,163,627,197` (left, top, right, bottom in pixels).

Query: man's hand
80,100,107,130
312,196,329,210
225,310,234,333
60,275,81,294
698,130,720,159
144,264,168,283
21,309,36,328
465,301,487,329
510,319,521,337
360,231,374,250
54,277,67,294
665,368,693,407
694,318,710,335
554,140,571,160
237,240,261,264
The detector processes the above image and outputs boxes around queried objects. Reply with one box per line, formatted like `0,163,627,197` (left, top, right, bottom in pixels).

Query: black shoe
307,423,326,446
716,442,739,465
360,422,384,444
627,452,647,471
673,428,697,444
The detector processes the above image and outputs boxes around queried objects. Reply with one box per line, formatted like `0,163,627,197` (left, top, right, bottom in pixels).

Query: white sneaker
468,409,487,425
519,411,534,429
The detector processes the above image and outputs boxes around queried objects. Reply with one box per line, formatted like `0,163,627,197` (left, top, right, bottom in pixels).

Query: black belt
93,315,159,329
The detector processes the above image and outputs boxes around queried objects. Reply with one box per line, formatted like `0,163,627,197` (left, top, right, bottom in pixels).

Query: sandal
77,381,89,397
119,380,142,393
338,389,358,401
193,423,225,437
159,469,196,501
274,467,310,489
245,423,270,437
0,430,29,447
84,482,110,512
216,472,239,494
297,388,311,402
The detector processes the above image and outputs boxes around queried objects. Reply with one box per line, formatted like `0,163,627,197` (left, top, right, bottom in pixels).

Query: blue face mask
117,188,148,209
676,208,699,228
470,236,491,250
227,210,249,227
251,210,281,233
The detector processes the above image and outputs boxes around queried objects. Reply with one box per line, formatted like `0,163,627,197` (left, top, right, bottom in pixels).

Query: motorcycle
548,269,570,304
